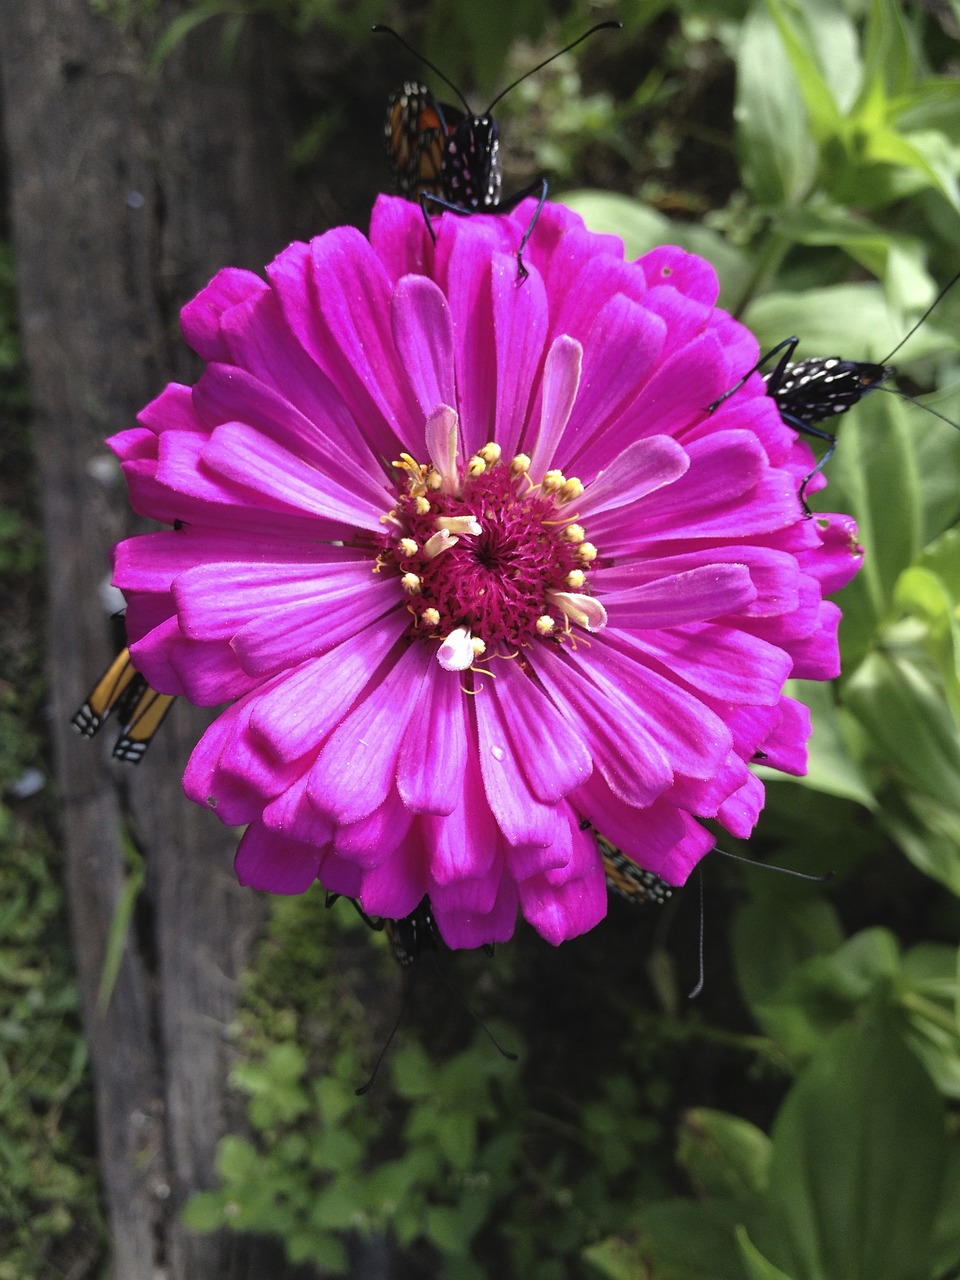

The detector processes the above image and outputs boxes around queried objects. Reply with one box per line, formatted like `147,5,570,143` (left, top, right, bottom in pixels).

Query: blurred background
1,1,959,1277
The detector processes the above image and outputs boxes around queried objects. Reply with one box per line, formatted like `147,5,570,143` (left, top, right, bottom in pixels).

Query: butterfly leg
497,177,549,283
708,336,800,413
782,412,836,515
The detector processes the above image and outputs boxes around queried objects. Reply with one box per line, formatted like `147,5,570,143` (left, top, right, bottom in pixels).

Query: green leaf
859,0,913,103
425,1205,470,1256
216,1135,259,1184
678,1109,771,1200
763,1017,947,1280
391,1043,434,1099
736,1227,796,1280
931,1141,960,1276
734,7,817,205
763,0,844,142
629,1199,751,1280
732,894,845,1015
181,1190,227,1232
843,652,960,811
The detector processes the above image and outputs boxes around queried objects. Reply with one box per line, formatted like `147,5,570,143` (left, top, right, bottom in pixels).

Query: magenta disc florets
380,445,599,665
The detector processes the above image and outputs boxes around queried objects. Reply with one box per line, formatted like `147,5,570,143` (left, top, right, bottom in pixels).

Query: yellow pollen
398,537,418,557
566,569,586,589
467,455,487,477
414,495,431,515
536,615,556,636
401,572,422,595
426,471,443,491
471,637,487,657
565,524,585,543
421,607,440,628
559,477,584,503
479,442,501,465
577,542,598,563
510,453,531,477
541,469,564,494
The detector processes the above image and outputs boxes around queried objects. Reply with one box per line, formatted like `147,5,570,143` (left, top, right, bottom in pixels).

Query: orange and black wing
599,837,673,906
72,647,175,764
385,81,458,201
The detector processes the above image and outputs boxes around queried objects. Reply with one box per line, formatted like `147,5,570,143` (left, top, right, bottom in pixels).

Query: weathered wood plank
0,3,321,1274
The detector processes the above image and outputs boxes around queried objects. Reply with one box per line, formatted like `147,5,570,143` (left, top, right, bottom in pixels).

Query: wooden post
0,3,385,1274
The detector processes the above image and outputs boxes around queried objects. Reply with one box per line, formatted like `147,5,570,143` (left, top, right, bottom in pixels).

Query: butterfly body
765,353,894,429
384,898,440,967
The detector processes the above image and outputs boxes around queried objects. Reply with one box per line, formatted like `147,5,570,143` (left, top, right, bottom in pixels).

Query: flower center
379,439,605,670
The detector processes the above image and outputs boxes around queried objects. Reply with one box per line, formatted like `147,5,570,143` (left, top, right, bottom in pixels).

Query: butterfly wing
73,646,175,763
385,82,461,201
112,685,177,763
599,838,673,906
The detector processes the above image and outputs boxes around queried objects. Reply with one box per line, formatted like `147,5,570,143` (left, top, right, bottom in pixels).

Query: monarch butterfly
598,836,674,906
72,647,175,763
375,21,620,280
712,268,960,509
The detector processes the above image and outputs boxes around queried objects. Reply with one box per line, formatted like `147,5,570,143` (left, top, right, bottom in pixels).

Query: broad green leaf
859,0,913,103
910,404,960,548
678,1109,771,1200
216,1135,258,1183
732,895,845,1014
932,1142,960,1276
881,791,960,896
582,1233,646,1280
181,1190,227,1231
863,126,960,209
736,1227,796,1280
425,1205,470,1255
764,1017,947,1280
771,202,920,279
821,392,920,625
764,0,844,141
629,1199,750,1280
735,7,817,206
893,564,960,724
786,0,861,114
843,652,960,810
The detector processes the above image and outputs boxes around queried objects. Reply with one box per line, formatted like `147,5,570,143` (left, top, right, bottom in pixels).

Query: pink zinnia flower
109,195,862,949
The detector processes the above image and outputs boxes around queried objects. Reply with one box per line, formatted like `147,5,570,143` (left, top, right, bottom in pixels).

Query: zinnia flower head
110,195,862,949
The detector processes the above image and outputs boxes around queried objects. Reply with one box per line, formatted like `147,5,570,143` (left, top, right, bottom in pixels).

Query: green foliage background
8,0,960,1275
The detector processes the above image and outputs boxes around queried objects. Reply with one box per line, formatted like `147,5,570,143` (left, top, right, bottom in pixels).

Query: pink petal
391,275,457,420
234,823,323,894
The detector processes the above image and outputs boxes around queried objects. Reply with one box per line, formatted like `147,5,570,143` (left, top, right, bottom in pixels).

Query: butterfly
383,899,441,968
711,268,960,510
72,646,175,763
375,22,620,280
597,836,674,906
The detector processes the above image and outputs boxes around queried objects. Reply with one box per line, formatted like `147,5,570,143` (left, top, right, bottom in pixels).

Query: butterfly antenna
355,964,420,1097
372,24,473,113
430,954,518,1061
485,20,622,113
874,383,960,432
880,267,960,365
714,846,834,882
687,868,705,1000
